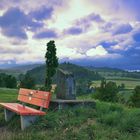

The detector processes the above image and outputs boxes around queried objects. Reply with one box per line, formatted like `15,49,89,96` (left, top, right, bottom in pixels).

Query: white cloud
111,45,122,50
86,45,108,57
57,47,85,60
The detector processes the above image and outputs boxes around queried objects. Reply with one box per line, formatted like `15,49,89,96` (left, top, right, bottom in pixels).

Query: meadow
0,88,18,102
0,88,140,140
92,78,140,89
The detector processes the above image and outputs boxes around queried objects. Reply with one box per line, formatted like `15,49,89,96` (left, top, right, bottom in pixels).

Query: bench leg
20,115,37,130
4,108,15,121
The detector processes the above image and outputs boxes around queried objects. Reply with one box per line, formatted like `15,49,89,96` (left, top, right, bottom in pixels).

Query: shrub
94,79,118,102
130,85,140,107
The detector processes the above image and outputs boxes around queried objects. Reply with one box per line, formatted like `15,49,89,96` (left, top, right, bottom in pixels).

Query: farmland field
92,78,140,89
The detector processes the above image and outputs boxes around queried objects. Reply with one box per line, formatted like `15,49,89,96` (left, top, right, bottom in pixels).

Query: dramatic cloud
113,24,133,35
29,7,53,21
0,7,43,39
0,0,140,69
65,27,83,35
75,13,104,29
100,41,118,48
33,29,58,39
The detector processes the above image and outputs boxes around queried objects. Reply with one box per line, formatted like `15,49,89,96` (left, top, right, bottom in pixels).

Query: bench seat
0,103,45,115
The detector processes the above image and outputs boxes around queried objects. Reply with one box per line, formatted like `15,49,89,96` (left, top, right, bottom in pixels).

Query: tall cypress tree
45,40,58,91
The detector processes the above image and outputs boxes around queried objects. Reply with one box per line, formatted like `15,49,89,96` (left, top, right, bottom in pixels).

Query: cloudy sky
0,0,140,69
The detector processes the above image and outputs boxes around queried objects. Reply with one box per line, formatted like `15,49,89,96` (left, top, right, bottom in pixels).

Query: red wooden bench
0,88,51,130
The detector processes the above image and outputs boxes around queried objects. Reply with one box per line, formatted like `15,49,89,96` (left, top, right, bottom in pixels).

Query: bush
130,85,140,107
94,79,118,102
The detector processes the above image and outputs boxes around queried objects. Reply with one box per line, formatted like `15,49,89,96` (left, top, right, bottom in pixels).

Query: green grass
0,88,140,140
0,88,18,102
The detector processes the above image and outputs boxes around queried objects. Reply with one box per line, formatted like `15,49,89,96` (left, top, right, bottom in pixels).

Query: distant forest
0,73,17,88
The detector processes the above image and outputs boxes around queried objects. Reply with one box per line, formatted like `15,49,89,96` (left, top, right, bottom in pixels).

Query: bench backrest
18,88,51,108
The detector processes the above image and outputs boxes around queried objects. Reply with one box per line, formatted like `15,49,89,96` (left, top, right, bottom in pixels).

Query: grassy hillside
27,63,102,84
0,88,140,140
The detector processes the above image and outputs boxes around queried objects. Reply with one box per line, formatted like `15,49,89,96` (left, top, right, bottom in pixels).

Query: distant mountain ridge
1,63,140,80
87,66,124,72
9,64,42,73
0,64,42,77
87,66,140,79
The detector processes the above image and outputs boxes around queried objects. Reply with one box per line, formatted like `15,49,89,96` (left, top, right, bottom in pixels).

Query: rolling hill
26,63,103,84
0,64,42,78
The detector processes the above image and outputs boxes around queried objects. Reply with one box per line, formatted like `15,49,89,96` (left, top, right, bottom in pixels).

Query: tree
0,73,17,88
19,73,35,89
104,81,118,102
94,80,118,102
101,78,106,89
45,40,58,91
0,73,6,87
130,85,140,107
118,83,125,91
5,75,17,88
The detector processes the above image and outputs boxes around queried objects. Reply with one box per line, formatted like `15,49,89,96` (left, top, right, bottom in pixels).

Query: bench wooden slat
0,103,45,115
18,95,50,108
18,88,51,108
19,88,50,100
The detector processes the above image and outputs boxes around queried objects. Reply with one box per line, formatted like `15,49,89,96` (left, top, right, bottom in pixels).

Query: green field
0,88,140,140
0,88,18,102
92,78,140,89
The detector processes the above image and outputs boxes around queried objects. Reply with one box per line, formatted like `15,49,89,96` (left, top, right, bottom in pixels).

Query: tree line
0,73,17,88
